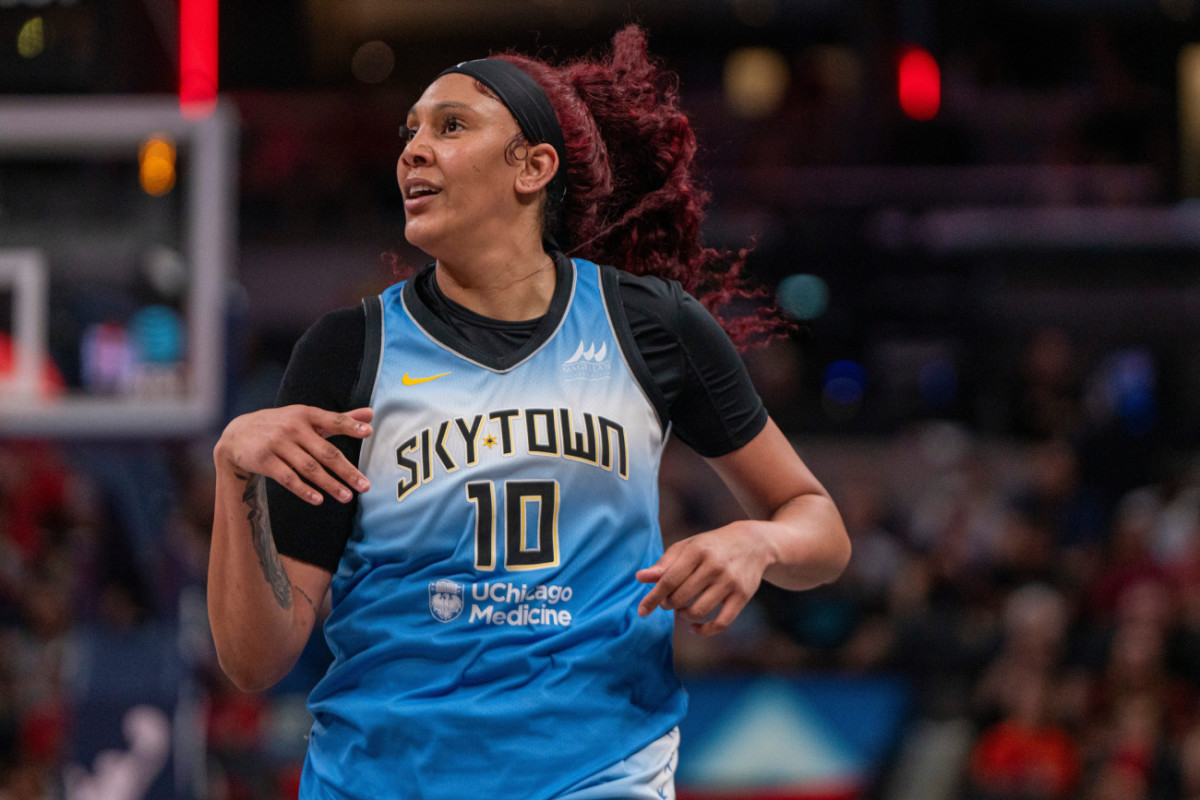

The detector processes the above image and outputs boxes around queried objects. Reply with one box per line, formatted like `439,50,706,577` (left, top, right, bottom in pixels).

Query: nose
400,129,432,169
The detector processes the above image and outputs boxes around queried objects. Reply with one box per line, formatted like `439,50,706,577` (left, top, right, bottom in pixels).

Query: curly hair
496,26,789,348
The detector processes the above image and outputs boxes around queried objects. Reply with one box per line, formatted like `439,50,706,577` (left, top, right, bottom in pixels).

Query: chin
403,219,441,254
406,221,473,262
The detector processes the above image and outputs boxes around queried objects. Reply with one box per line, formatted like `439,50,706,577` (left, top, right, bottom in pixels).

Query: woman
209,27,850,800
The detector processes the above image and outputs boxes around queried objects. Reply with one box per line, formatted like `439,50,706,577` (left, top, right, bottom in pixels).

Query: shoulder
599,265,725,345
605,265,681,306
594,265,766,458
300,305,366,347
594,262,735,365
596,265,689,337
288,304,369,371
277,304,368,408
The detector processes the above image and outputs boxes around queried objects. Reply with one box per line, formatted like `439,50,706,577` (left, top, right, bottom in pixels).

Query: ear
513,142,560,197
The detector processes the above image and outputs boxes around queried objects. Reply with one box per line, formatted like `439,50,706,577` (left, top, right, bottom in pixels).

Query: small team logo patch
563,340,612,381
429,579,465,622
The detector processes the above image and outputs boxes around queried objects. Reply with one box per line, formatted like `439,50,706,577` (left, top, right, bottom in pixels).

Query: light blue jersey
300,257,686,800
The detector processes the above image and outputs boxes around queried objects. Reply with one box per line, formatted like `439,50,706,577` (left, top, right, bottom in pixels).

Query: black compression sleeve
265,306,365,572
618,272,768,457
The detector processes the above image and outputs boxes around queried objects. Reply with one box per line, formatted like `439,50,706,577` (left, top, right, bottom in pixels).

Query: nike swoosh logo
401,371,450,386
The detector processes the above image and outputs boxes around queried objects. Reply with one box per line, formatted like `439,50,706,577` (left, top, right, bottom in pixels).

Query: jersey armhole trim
598,265,670,432
350,295,384,409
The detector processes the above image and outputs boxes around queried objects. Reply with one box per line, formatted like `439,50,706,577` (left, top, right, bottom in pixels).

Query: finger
278,442,356,502
313,409,374,440
635,564,667,584
661,561,722,612
637,548,698,617
691,594,749,637
260,454,325,505
637,556,688,615
347,407,374,423
297,430,371,494
677,581,731,622
635,542,686,584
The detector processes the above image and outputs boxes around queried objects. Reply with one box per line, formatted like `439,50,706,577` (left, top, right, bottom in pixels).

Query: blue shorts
557,727,679,800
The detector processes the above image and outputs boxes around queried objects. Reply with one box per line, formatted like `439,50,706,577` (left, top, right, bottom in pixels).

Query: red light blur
898,46,940,121
180,0,218,118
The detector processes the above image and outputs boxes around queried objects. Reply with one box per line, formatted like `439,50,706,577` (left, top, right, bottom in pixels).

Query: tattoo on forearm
243,475,293,610
293,583,317,614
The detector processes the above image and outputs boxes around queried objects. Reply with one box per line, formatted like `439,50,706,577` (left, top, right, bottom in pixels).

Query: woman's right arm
208,405,373,692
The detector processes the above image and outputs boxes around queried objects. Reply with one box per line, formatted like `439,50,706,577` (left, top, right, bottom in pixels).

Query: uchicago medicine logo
428,579,465,622
427,579,575,627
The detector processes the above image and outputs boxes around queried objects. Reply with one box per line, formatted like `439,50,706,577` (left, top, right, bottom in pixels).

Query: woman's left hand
635,521,775,636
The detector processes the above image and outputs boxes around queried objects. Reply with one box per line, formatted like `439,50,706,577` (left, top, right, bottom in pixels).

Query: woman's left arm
636,417,850,635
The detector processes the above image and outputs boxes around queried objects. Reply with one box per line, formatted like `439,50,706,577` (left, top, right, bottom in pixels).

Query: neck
433,242,557,321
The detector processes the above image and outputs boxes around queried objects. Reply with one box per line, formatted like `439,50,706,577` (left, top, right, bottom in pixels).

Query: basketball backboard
0,97,236,437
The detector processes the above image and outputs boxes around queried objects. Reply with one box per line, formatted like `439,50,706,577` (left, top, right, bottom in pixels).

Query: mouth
403,180,442,203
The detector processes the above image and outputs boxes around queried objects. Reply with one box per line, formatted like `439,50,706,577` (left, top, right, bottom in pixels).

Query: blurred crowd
666,422,1200,800
0,440,222,800
666,328,1200,800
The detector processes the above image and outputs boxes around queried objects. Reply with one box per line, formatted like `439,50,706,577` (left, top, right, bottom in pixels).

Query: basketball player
208,27,850,800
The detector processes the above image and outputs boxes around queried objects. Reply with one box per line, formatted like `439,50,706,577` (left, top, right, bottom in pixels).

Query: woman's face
397,73,526,255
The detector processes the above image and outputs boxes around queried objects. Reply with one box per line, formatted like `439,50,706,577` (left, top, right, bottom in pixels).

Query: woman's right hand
213,405,374,504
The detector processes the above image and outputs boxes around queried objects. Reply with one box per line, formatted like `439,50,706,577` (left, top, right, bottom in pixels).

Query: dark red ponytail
498,26,790,348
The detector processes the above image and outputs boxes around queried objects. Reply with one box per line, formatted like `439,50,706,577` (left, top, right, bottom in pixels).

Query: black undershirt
417,265,543,355
267,262,767,572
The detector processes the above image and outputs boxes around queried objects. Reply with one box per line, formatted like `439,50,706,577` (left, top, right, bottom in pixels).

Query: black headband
438,58,569,209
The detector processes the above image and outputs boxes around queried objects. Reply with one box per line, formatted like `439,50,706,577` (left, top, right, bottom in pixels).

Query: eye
442,115,463,133
399,124,416,145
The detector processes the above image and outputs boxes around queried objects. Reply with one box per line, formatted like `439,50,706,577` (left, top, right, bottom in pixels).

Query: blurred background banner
676,675,909,799
4,0,1200,798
